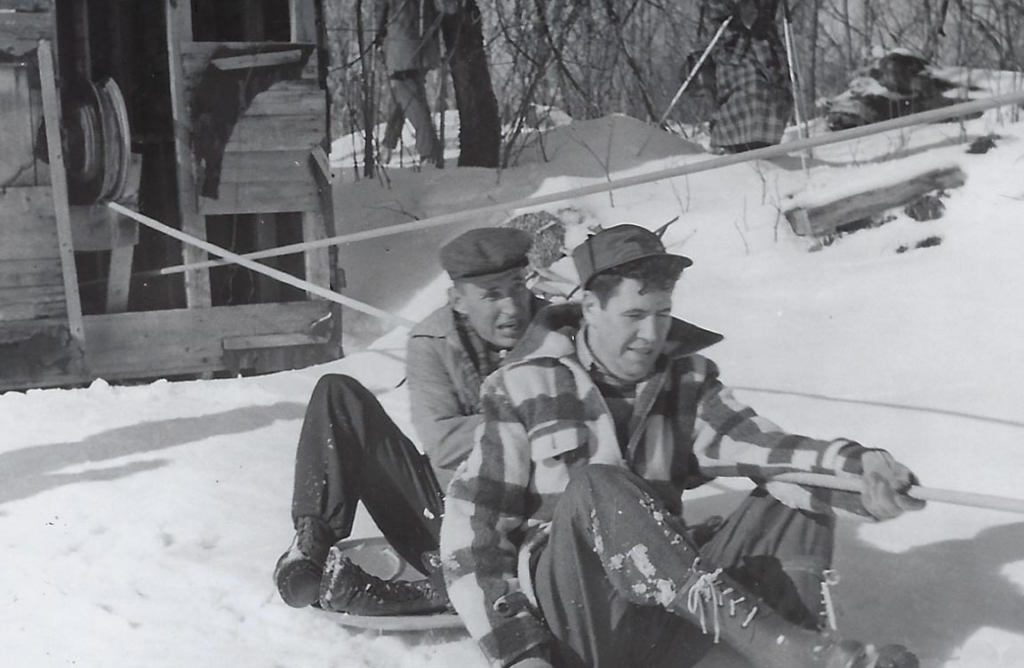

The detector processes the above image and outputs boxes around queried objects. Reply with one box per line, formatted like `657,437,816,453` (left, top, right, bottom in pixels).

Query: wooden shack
1,0,340,392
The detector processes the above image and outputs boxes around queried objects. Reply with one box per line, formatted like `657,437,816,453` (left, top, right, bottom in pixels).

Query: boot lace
685,564,759,644
686,566,725,642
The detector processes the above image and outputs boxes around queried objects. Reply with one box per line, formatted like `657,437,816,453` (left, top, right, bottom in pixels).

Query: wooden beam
105,245,134,313
302,210,331,293
181,42,318,97
290,0,319,43
218,150,314,182
37,40,86,346
305,145,333,294
254,213,281,302
109,202,415,328
224,114,324,152
198,180,320,215
222,332,327,350
246,82,323,116
160,88,1024,273
82,301,333,379
784,165,967,237
165,0,212,309
212,50,304,71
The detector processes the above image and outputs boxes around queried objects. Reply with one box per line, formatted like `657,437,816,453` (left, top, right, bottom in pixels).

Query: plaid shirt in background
702,0,793,149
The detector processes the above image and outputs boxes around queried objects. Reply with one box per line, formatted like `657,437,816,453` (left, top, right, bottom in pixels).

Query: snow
5,102,1024,667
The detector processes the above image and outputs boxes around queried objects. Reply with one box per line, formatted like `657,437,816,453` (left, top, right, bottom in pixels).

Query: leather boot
670,559,917,668
319,546,449,616
273,516,336,608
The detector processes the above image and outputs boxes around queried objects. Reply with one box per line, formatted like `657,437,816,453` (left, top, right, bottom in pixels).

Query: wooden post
304,145,333,296
37,40,87,349
165,0,212,309
290,0,319,42
254,214,281,302
105,245,134,313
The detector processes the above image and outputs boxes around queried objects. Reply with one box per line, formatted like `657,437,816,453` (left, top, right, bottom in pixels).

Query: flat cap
572,223,692,288
440,228,532,282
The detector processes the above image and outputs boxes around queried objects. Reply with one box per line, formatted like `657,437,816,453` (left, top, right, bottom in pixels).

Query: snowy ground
3,103,1024,668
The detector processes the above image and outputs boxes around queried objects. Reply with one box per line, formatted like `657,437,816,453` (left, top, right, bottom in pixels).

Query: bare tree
439,0,502,167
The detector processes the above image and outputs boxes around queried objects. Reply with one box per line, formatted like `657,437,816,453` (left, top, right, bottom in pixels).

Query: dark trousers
534,465,834,668
291,374,445,574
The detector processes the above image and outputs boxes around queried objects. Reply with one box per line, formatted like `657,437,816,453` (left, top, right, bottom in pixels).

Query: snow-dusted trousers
533,465,834,668
290,374,445,574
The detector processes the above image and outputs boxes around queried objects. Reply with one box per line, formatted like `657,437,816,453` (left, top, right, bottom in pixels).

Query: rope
686,566,725,643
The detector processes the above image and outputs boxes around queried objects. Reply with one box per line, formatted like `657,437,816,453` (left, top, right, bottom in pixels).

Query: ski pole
781,0,810,169
771,472,1024,515
659,15,733,127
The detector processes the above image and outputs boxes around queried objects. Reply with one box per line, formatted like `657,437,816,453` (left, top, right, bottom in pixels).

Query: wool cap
572,223,692,288
440,228,532,282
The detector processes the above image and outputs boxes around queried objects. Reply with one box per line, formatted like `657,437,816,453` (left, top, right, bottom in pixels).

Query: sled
316,536,465,632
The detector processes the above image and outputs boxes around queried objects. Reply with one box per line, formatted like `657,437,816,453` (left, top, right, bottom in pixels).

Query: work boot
273,516,336,608
318,546,449,616
671,561,918,668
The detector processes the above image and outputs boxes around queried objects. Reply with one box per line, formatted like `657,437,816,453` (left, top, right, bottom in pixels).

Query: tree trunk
808,0,819,110
439,0,501,167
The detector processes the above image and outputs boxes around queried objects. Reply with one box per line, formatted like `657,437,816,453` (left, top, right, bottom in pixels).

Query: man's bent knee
561,464,652,512
313,374,373,402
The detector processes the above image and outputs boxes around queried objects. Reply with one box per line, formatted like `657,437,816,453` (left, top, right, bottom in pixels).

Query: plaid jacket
440,304,871,667
702,0,792,148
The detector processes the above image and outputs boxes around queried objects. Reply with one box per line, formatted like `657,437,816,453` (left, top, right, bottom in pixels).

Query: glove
860,449,927,520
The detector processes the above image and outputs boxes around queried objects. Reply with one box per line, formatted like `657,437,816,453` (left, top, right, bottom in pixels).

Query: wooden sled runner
316,537,465,632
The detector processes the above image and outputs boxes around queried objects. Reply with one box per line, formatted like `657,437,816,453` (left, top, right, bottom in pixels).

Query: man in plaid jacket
700,0,793,152
440,224,924,668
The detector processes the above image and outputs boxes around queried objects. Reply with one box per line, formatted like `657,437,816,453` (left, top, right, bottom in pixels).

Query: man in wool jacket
274,227,545,615
440,224,924,668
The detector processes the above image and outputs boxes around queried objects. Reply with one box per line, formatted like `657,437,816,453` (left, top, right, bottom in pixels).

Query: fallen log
783,164,966,237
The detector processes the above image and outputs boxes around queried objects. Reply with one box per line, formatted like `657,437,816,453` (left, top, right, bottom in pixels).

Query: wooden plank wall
180,43,326,216
0,187,65,322
0,185,83,389
83,301,333,379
